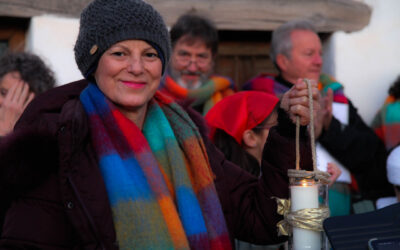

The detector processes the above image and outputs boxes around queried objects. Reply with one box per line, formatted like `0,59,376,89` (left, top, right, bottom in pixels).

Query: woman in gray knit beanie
0,0,320,249
74,0,171,78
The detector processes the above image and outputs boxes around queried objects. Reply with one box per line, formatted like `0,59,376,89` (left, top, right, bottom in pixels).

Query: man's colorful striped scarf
372,95,400,151
159,75,235,115
318,74,348,104
242,73,288,98
243,73,348,104
80,83,231,249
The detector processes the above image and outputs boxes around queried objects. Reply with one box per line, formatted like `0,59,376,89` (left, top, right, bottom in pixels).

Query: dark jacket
0,80,312,249
318,100,394,200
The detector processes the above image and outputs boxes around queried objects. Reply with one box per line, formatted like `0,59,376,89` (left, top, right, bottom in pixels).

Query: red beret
205,91,279,144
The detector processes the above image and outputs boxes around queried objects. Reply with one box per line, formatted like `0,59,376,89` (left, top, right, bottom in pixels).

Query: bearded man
159,14,235,115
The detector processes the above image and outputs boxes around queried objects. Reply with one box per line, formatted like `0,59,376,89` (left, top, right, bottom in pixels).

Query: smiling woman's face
94,40,162,122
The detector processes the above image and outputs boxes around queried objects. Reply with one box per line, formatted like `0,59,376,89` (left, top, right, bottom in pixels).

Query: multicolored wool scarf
371,95,400,151
243,73,348,104
80,83,231,250
159,75,235,115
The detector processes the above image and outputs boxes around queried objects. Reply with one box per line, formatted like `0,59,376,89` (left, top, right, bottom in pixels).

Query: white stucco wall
329,0,400,124
25,15,82,86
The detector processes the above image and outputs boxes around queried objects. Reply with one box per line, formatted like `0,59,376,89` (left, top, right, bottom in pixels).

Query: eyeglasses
254,122,278,130
175,51,211,68
251,111,278,131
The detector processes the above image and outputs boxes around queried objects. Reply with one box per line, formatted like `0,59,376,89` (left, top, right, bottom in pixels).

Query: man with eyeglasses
159,14,235,115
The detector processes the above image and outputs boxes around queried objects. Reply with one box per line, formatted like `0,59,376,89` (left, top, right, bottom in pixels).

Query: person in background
372,76,400,209
0,51,55,136
376,145,400,209
206,91,310,176
0,0,320,248
158,13,235,115
205,91,341,249
372,75,400,152
206,91,311,250
243,19,393,216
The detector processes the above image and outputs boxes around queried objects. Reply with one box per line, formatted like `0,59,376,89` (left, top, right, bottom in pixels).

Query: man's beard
170,68,210,90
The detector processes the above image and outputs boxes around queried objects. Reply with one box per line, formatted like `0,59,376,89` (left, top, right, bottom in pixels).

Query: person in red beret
206,90,343,248
206,91,280,176
206,90,314,248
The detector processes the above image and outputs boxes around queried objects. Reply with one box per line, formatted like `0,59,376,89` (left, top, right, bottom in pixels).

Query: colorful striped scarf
318,74,348,104
80,83,231,250
243,73,348,104
159,75,235,115
242,73,287,98
372,95,400,151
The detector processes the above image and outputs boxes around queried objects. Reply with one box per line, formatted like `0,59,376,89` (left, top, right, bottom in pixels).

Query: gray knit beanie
74,0,171,78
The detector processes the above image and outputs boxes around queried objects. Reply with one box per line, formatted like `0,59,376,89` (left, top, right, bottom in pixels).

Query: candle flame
300,179,315,187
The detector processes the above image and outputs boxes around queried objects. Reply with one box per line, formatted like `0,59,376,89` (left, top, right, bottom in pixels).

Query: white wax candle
290,184,321,250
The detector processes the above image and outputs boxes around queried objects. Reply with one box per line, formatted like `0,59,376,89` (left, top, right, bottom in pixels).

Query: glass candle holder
288,176,329,250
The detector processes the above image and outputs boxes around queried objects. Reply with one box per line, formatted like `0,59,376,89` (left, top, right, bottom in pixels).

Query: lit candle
290,180,321,250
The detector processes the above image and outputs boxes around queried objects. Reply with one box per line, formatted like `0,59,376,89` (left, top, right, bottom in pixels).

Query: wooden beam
0,0,371,32
148,0,372,32
0,0,90,18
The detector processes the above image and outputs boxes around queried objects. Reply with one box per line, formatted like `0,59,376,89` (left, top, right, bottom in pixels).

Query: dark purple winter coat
0,80,312,249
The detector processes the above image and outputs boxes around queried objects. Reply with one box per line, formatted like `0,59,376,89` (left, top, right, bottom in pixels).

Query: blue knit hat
74,0,171,78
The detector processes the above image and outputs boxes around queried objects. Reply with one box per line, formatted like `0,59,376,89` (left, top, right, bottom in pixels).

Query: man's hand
0,80,35,136
314,88,333,138
327,162,342,186
281,78,320,126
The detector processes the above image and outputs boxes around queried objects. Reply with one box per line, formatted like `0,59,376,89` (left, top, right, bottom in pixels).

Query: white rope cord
290,79,330,184
306,79,317,171
295,117,300,170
